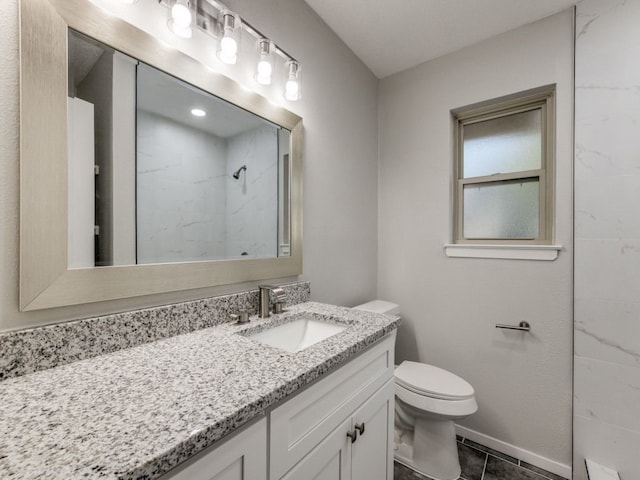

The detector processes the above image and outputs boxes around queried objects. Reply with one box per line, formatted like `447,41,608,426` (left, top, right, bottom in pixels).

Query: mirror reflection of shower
232,165,247,179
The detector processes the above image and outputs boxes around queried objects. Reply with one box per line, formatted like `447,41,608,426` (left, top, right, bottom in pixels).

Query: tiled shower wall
574,1,640,478
136,113,278,263
137,110,228,263
225,125,279,258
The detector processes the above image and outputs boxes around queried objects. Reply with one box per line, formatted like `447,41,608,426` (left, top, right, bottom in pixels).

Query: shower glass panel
463,178,539,239
463,109,541,178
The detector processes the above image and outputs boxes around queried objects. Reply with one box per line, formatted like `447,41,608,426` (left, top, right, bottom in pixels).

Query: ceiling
70,31,271,139
304,0,576,78
137,63,270,139
68,30,107,88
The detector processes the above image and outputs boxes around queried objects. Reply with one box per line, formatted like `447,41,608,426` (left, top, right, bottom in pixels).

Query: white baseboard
455,424,572,479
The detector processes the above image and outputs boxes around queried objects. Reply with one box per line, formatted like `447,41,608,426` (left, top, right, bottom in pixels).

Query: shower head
232,165,247,179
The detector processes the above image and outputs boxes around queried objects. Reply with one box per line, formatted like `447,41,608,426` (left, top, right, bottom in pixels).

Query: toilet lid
395,361,475,400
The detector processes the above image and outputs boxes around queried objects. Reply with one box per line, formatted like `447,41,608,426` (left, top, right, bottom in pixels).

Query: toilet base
393,417,461,480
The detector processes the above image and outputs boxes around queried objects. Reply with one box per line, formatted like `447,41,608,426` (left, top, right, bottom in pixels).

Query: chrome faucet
258,285,286,318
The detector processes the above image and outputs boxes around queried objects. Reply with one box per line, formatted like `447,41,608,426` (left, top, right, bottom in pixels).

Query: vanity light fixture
217,11,240,65
255,38,274,85
167,0,194,38
284,60,301,101
191,108,206,117
154,0,302,100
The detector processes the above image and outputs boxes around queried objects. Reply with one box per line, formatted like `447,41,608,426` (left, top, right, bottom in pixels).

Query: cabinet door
279,418,351,480
162,417,267,480
270,334,394,480
351,379,395,480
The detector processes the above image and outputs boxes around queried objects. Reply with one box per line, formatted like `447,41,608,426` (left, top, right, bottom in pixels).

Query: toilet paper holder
495,321,531,332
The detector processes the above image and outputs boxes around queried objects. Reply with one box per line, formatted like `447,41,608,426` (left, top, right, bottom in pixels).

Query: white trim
455,424,572,479
444,244,562,261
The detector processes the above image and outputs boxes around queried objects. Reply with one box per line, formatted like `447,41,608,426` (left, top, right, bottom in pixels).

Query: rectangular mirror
67,30,291,268
20,0,302,311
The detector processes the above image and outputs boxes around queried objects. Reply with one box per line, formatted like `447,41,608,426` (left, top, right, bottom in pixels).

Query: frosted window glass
463,109,541,178
463,179,539,239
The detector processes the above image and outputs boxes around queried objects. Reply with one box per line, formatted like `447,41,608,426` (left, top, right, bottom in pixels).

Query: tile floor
394,436,568,480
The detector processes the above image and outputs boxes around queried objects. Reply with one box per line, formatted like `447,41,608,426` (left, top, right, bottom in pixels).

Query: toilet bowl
394,361,477,480
353,301,478,480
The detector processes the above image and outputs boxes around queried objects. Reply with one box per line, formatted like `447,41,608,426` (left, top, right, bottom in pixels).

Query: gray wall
223,0,380,307
378,10,574,471
574,1,640,478
0,0,379,331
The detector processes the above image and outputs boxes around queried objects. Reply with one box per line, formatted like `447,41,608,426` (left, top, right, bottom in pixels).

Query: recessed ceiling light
191,108,206,117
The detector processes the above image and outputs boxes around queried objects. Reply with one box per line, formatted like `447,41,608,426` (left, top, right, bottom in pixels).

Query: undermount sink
245,317,347,352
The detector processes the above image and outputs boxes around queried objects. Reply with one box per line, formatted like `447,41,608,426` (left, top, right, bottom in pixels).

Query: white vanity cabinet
162,417,267,480
350,379,395,479
278,416,352,479
162,333,395,480
279,379,395,480
270,334,395,480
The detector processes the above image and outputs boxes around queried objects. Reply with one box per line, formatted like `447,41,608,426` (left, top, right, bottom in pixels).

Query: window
453,86,555,245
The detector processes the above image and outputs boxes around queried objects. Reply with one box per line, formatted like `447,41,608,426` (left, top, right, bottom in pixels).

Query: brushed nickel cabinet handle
355,422,365,436
346,429,358,443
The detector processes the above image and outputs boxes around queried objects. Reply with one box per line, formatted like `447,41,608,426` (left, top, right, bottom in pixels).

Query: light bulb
255,39,274,85
256,59,272,85
218,36,238,64
257,59,272,77
171,1,192,29
284,60,301,101
221,35,238,57
167,0,192,38
191,108,206,117
285,79,299,100
218,37,238,65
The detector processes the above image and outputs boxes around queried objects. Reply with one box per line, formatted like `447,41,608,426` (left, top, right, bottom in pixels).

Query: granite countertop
0,302,399,480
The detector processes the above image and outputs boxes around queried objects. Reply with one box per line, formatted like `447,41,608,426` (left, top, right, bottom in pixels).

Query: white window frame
452,85,556,247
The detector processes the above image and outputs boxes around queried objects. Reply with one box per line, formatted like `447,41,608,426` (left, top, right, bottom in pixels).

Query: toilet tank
353,300,400,315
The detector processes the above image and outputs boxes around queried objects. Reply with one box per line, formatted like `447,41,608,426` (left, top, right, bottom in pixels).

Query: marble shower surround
574,1,640,478
225,125,279,258
0,281,309,381
136,110,229,264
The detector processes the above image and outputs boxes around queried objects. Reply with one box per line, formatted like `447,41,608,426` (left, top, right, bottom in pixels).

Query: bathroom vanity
164,332,395,480
0,302,399,480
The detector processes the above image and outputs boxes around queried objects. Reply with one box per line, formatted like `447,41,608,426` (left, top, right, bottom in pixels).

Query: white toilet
354,300,478,480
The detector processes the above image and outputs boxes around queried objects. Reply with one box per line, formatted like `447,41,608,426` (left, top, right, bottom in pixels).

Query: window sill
444,244,562,261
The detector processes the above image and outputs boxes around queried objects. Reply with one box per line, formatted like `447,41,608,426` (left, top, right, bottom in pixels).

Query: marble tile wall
574,1,640,478
225,125,279,258
136,112,280,263
0,281,310,382
137,110,228,263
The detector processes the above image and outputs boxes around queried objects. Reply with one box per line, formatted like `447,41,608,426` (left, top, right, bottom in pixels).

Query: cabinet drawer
270,333,395,479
